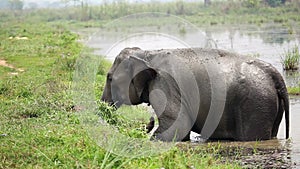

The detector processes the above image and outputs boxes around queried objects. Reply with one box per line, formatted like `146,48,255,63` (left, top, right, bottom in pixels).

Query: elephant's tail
271,71,290,139
281,86,290,139
277,83,290,139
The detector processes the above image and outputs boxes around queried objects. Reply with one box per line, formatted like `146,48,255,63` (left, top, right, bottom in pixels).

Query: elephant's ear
128,56,157,98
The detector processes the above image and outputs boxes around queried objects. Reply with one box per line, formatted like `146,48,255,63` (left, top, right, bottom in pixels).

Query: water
76,23,300,167
281,96,300,167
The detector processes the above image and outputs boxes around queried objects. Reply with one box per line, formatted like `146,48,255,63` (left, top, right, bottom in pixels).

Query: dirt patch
0,59,15,69
218,146,293,168
176,140,296,169
0,59,24,74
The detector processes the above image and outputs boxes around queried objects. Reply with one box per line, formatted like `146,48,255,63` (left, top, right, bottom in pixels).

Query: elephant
101,47,289,142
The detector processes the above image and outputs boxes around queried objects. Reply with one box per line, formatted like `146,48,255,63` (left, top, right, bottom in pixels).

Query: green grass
1,1,300,29
288,87,300,95
281,45,300,70
0,19,239,168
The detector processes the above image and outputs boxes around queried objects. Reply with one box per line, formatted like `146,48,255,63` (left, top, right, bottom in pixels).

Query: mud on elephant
101,47,289,142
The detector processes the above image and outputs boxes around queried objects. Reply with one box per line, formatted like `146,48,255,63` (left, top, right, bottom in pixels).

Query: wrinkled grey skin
101,47,289,142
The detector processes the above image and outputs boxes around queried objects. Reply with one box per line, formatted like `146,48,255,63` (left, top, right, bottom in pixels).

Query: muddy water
286,97,300,167
78,24,300,167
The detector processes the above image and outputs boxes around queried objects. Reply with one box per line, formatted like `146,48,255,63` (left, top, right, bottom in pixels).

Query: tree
61,0,81,7
243,0,261,8
8,0,23,10
28,2,37,9
264,0,285,7
204,0,211,6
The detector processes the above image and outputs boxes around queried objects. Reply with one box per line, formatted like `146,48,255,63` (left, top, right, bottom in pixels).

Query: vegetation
281,45,300,70
265,0,285,7
287,86,300,95
242,0,262,8
0,0,299,168
0,0,300,28
286,71,300,95
0,0,24,10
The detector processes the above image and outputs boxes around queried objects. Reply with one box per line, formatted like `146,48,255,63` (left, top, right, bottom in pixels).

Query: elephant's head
101,47,157,108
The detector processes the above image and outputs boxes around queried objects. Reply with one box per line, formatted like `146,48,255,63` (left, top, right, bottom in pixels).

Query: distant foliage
0,0,300,25
243,0,285,7
8,0,23,10
242,0,262,8
204,0,211,6
265,0,284,7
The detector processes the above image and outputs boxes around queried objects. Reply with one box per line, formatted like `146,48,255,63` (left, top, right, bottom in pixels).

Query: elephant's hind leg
234,97,277,141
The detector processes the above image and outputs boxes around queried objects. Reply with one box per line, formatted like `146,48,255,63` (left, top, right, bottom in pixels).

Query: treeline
0,0,23,10
0,0,299,23
244,0,291,7
0,0,293,10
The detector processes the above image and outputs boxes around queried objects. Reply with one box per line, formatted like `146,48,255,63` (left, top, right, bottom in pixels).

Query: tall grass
281,45,300,70
1,1,300,28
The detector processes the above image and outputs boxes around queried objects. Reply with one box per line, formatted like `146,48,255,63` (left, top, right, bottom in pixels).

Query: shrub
266,0,283,7
242,0,262,8
281,45,300,70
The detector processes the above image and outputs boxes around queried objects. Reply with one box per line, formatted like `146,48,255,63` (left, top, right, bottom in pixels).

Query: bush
243,0,262,8
266,0,283,7
96,101,149,139
281,45,300,70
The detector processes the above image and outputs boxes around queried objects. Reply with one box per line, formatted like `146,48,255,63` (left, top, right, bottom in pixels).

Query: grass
1,1,300,29
0,18,239,168
287,86,300,95
281,45,300,71
1,1,298,167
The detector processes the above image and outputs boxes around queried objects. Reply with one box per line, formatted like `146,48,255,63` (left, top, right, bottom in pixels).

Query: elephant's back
145,47,238,60
147,48,242,63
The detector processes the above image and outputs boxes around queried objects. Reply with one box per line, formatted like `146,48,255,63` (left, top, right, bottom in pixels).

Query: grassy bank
0,19,239,168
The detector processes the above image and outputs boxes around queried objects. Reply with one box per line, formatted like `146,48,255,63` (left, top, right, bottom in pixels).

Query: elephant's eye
107,74,112,81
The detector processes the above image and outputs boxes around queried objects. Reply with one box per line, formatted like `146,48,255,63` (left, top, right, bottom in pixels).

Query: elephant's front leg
149,83,193,141
152,111,193,142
